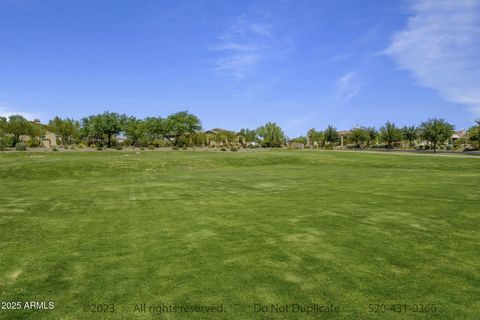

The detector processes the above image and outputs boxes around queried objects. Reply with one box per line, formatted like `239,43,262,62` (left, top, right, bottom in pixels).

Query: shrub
345,143,358,149
446,144,453,151
463,145,478,152
0,135,12,150
77,142,86,149
230,146,238,152
116,146,123,150
324,144,334,150
424,145,431,150
140,147,145,150
172,146,179,150
15,142,27,151
148,145,154,150
26,139,41,147
52,147,59,151
155,140,172,148
96,147,103,151
182,146,188,150
221,147,227,151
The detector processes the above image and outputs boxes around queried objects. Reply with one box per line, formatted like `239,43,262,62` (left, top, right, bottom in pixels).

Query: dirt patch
9,270,22,281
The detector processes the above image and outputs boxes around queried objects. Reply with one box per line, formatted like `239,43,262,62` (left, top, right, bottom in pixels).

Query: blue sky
0,0,479,136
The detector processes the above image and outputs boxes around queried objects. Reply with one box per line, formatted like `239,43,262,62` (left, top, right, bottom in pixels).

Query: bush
463,145,478,152
26,139,41,147
116,145,123,150
345,143,358,149
230,146,238,152
77,142,86,149
15,142,27,151
446,144,453,151
155,140,172,148
148,145,155,150
96,147,103,151
172,146,179,150
424,145,431,150
52,147,59,151
324,144,334,150
221,147,227,151
182,146,188,150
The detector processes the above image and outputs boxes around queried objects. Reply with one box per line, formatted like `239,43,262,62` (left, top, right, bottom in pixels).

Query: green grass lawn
0,150,479,319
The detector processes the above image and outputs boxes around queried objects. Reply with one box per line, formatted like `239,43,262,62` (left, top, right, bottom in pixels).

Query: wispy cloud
334,72,361,101
385,0,480,116
211,14,291,79
0,104,38,120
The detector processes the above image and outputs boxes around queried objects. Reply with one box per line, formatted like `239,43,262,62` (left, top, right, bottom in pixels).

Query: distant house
29,120,58,148
204,129,240,147
288,141,305,149
451,130,468,144
115,133,128,145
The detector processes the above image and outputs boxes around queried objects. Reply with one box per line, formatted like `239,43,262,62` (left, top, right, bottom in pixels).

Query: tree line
0,111,479,152
305,119,479,152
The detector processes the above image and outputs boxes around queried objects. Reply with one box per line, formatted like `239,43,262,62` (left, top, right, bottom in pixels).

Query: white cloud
385,0,480,116
334,72,361,101
0,104,38,120
211,14,291,79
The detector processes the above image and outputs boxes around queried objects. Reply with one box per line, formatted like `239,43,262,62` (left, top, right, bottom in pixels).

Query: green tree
80,112,127,147
239,128,258,143
190,132,207,147
290,136,307,143
0,117,11,149
6,115,31,145
143,117,166,143
402,125,418,148
211,129,237,146
124,117,146,147
349,127,369,148
467,119,480,148
27,122,46,146
49,117,79,145
307,128,323,147
365,127,378,147
419,118,454,153
323,125,339,144
80,117,99,145
164,111,202,146
379,121,402,149
256,122,285,148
